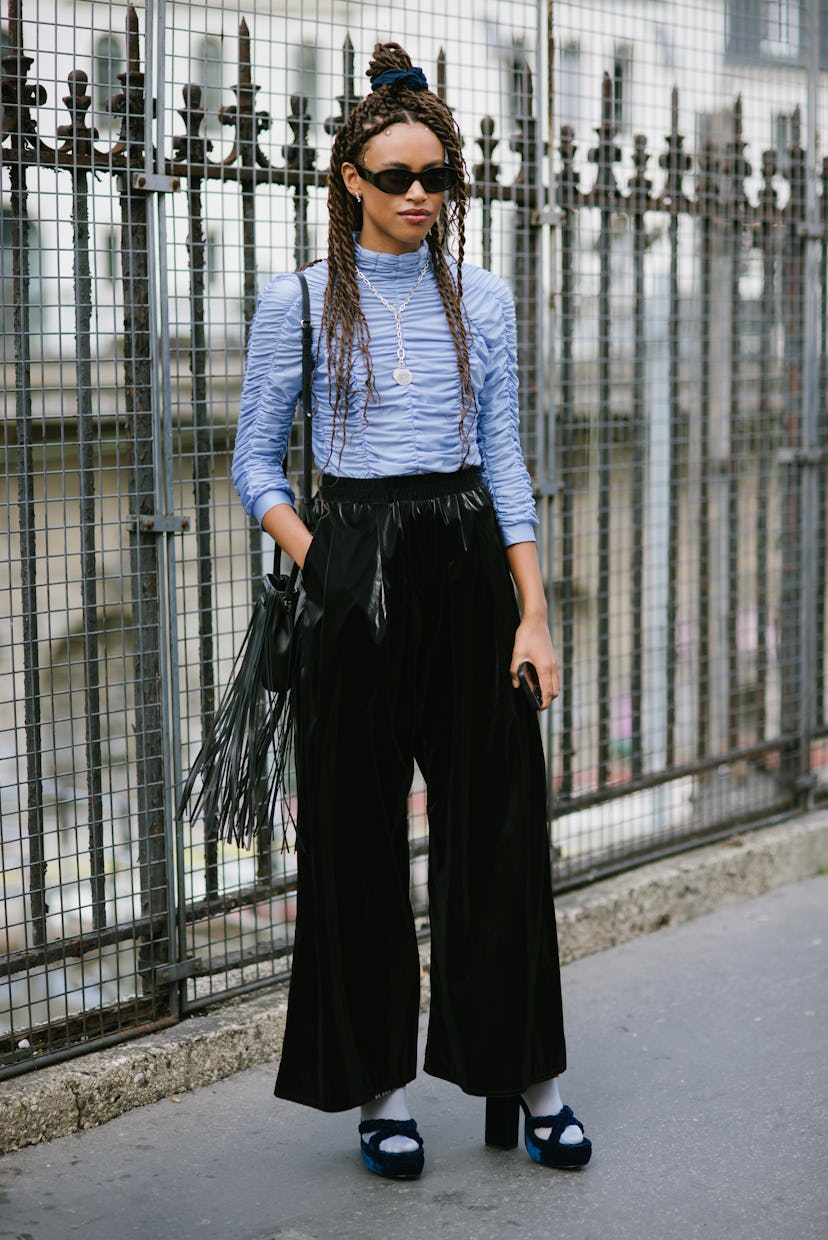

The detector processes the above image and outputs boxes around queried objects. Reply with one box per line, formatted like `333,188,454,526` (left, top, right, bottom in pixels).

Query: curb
554,811,828,963
2,811,827,1155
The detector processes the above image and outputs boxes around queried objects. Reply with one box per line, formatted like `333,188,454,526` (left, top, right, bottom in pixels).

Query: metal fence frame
2,0,826,1077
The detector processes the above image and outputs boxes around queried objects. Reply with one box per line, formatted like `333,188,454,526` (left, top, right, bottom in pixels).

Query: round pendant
393,367,412,387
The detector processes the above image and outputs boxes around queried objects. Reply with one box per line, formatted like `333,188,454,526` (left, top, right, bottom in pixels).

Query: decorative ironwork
2,1,826,1081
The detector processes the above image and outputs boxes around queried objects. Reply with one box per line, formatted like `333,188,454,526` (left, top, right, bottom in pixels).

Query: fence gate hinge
131,172,181,193
156,957,203,984
137,514,191,534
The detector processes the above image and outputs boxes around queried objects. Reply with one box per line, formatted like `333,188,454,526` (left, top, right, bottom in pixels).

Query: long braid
426,231,475,452
324,42,476,445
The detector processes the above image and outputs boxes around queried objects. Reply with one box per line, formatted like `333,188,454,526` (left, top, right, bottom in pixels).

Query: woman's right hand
261,503,314,568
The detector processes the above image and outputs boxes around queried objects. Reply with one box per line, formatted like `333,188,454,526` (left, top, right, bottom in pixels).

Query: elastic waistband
319,467,484,504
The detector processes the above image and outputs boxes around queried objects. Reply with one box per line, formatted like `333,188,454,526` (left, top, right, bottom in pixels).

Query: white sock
360,1087,419,1154
522,1078,584,1145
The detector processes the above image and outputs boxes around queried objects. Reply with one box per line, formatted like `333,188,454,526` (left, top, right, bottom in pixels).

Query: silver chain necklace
355,258,430,386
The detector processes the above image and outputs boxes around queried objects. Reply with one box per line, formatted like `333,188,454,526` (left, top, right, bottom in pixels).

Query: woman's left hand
505,541,560,711
510,615,560,710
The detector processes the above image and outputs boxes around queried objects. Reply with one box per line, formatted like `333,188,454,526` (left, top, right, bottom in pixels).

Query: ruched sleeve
232,274,305,523
473,273,538,547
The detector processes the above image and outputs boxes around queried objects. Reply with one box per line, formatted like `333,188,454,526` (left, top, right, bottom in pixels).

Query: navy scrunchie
371,66,429,92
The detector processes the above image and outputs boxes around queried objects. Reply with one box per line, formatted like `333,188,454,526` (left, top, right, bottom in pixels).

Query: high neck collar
354,237,430,276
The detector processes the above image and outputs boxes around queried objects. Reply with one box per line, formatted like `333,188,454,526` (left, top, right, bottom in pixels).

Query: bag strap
273,271,313,577
298,271,313,523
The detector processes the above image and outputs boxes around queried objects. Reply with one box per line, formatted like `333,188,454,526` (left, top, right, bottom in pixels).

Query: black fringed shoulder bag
177,272,313,849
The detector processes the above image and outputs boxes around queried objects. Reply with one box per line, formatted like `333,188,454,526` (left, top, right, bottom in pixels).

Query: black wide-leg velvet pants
274,468,566,1112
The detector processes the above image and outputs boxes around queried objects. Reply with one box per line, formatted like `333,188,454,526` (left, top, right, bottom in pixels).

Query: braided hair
323,41,475,442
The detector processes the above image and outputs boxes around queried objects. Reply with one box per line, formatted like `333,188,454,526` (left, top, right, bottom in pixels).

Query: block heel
485,1095,520,1149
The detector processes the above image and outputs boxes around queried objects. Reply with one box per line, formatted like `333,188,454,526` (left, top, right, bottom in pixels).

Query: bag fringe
178,589,296,851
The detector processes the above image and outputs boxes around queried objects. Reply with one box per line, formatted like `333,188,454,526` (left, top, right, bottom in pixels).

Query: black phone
517,661,543,711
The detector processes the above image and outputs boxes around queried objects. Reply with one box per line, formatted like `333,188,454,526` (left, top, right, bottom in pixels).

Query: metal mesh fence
157,0,547,1011
1,0,547,1068
3,0,178,1066
1,0,825,1073
545,0,827,882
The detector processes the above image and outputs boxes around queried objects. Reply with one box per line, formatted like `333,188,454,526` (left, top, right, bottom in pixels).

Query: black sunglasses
353,162,459,195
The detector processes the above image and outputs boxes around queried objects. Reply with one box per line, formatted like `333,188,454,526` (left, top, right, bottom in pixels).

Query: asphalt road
1,875,826,1240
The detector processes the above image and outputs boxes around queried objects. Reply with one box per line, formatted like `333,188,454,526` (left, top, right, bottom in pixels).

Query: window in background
94,33,124,115
193,34,225,132
761,0,801,58
559,41,581,134
613,44,633,133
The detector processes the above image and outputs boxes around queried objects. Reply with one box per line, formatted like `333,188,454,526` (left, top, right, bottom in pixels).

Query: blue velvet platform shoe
358,1117,425,1179
485,1095,592,1168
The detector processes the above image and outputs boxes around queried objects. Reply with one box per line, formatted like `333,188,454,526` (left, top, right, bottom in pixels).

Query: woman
232,41,591,1179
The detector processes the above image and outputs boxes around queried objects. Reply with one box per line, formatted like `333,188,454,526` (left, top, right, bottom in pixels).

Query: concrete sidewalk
3,814,827,1157
1,874,826,1240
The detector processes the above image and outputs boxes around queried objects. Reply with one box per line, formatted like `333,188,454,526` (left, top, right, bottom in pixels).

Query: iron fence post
57,70,107,930
110,6,170,993
172,83,219,898
220,20,274,879
152,0,189,1019
541,5,557,780
630,133,651,782
817,155,828,732
755,148,778,751
779,113,806,793
555,126,578,802
3,0,47,947
588,73,621,786
724,99,749,754
284,92,315,271
511,58,541,475
658,86,691,770
797,0,822,797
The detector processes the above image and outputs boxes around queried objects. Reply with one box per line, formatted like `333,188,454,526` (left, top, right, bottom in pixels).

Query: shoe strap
525,1104,584,1143
358,1117,424,1151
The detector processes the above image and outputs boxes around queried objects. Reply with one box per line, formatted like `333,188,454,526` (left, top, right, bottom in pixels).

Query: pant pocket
301,516,331,603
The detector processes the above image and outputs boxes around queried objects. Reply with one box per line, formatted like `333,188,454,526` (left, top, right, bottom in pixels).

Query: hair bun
366,41,419,88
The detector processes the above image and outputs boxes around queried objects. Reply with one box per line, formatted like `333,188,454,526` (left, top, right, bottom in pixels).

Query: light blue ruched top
232,239,538,546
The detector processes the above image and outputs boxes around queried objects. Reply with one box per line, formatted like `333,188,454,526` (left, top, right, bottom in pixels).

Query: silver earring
355,191,362,204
